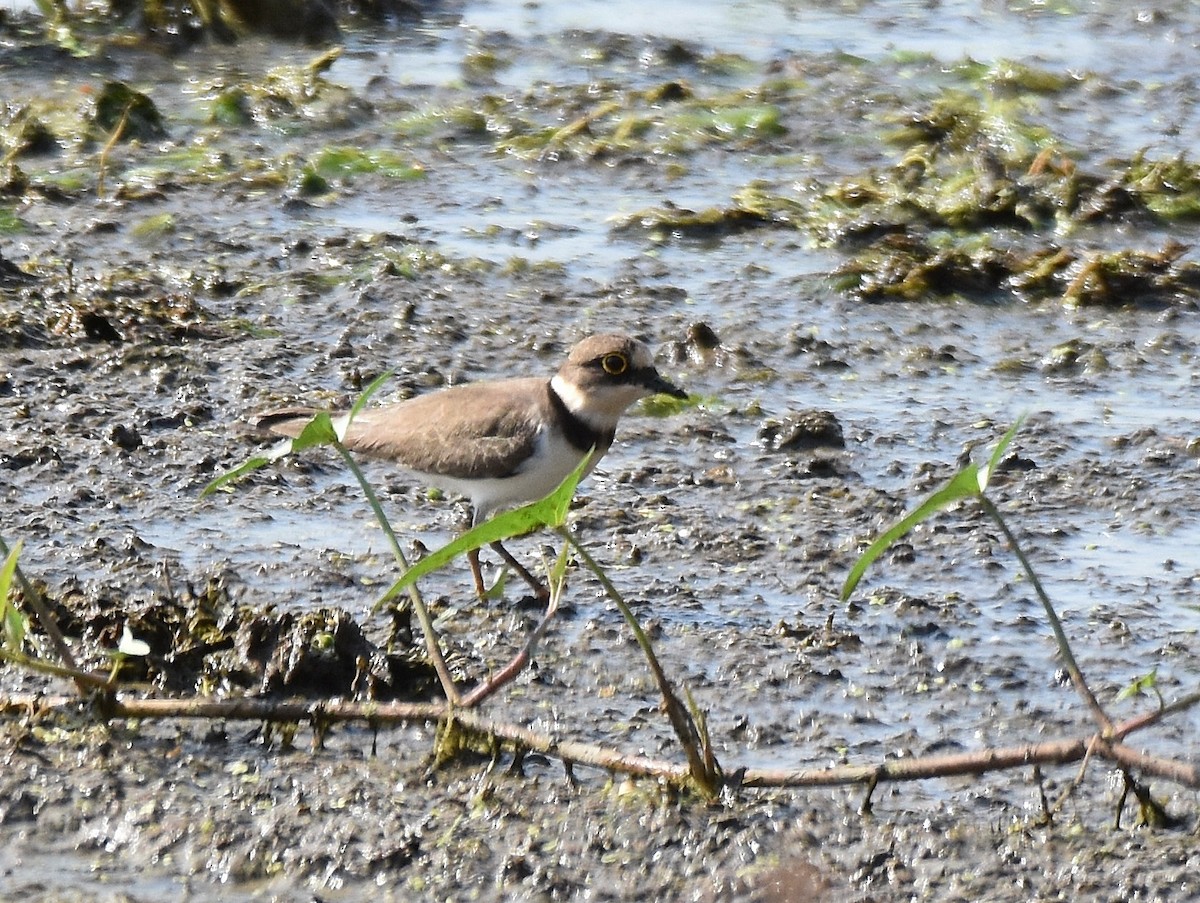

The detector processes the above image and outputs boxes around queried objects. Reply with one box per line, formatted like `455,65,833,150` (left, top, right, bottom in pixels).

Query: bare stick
458,550,565,708
97,102,131,199
1113,688,1200,740
1106,741,1200,788
740,740,1090,788
979,497,1112,734
0,536,87,694
334,443,461,705
6,693,1197,790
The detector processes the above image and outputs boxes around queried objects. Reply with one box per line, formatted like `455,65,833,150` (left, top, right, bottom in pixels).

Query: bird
258,333,687,600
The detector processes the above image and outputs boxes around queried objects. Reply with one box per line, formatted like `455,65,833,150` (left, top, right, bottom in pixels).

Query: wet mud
2,2,1199,900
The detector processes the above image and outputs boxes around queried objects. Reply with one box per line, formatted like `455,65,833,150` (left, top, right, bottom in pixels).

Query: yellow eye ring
601,353,628,375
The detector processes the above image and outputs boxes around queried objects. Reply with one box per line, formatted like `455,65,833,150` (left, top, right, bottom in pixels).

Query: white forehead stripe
628,341,653,370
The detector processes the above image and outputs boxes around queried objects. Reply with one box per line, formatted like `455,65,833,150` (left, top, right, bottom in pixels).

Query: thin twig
97,102,131,199
743,736,1195,790
1113,688,1200,739
334,444,461,705
458,548,567,708
0,536,87,693
1106,740,1200,788
1049,731,1102,818
979,497,1112,733
741,740,1090,788
558,527,720,795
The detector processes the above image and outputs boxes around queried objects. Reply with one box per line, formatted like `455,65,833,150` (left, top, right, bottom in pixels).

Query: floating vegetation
392,106,491,142
833,234,1200,306
1124,152,1200,222
491,79,788,160
1,15,1196,318
306,146,425,184
612,78,1200,307
612,201,775,240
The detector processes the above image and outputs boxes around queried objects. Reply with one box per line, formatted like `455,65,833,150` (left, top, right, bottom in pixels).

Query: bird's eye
601,353,628,375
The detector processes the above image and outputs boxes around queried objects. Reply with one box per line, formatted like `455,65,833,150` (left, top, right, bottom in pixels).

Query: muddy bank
2,2,1200,901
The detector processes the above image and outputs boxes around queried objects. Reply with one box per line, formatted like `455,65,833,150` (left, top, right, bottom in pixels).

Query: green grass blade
976,415,1026,493
372,453,591,610
345,368,396,426
0,541,26,651
840,419,1026,600
201,436,296,497
547,536,571,589
201,453,273,497
0,540,20,605
840,464,981,600
3,602,27,652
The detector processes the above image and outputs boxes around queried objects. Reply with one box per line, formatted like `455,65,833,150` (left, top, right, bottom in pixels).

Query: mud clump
44,577,434,700
758,410,845,452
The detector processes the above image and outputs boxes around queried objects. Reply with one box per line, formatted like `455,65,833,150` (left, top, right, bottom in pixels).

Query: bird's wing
342,377,547,480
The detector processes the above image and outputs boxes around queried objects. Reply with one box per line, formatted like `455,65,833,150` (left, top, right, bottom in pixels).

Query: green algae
392,106,490,142
307,146,425,183
121,144,240,188
1125,153,1200,221
0,206,26,234
489,79,789,160
610,73,1200,307
4,21,1199,315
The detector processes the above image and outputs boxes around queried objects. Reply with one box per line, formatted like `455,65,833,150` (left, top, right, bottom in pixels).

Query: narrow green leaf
1115,667,1158,703
0,541,27,651
976,416,1026,493
345,368,396,427
373,452,592,611
548,538,572,589
0,540,19,606
201,453,272,497
3,603,27,652
840,419,1026,600
841,464,981,601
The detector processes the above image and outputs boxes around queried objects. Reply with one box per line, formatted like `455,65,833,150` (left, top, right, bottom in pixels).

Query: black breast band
547,382,615,453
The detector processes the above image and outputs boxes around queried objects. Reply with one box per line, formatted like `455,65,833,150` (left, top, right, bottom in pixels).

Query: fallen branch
1104,740,1200,788
3,692,1194,790
1113,688,1200,739
743,738,1197,790
739,740,1090,788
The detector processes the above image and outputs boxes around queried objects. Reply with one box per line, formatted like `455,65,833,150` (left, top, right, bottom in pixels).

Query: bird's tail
253,408,322,438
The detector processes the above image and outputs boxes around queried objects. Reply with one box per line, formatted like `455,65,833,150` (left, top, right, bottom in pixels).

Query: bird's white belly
426,430,599,521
